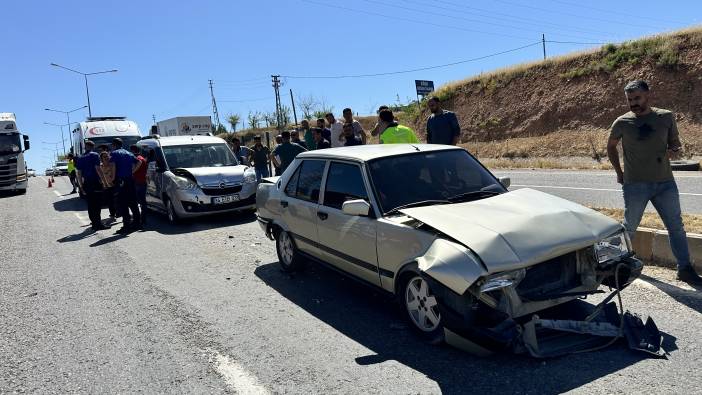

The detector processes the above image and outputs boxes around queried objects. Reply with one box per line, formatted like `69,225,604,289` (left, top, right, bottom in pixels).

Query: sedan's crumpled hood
400,188,622,273
175,166,247,186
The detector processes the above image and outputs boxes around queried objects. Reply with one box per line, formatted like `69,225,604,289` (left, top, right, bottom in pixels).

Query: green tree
263,112,277,128
247,111,261,130
227,114,241,132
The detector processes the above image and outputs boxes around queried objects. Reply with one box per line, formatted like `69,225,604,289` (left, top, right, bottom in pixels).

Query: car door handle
317,211,328,220
280,200,288,208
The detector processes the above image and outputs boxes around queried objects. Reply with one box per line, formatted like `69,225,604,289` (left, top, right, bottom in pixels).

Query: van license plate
213,195,239,204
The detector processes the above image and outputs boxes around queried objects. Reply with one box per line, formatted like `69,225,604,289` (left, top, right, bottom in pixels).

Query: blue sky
2,0,700,171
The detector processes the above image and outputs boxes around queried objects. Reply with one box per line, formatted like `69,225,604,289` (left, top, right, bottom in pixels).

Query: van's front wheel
165,198,180,224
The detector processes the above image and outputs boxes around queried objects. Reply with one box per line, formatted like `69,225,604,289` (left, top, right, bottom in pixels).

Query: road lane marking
493,170,702,178
53,190,61,197
512,184,702,197
74,213,90,226
206,348,270,394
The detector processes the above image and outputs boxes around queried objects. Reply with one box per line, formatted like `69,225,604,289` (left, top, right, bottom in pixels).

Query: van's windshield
85,136,141,151
162,143,238,168
0,133,21,155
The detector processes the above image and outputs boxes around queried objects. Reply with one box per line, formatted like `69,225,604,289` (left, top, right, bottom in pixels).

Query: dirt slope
407,27,702,159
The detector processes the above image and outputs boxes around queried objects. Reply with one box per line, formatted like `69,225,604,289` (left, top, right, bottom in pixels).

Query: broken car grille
516,252,580,301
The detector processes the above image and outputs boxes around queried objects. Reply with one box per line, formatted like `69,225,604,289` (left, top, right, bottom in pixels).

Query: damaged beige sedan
256,145,663,358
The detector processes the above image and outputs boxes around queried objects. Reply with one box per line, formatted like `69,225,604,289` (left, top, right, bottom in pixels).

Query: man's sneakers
115,227,131,235
677,266,702,286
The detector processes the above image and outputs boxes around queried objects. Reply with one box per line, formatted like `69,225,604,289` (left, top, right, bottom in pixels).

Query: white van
72,117,142,155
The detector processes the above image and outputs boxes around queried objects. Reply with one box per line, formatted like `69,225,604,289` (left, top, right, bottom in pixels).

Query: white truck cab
0,113,30,194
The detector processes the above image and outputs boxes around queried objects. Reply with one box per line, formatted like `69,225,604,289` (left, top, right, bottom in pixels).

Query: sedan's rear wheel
403,275,444,343
276,230,303,272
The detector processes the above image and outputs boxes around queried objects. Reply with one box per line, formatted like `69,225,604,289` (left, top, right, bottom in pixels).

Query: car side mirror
498,176,511,189
342,199,371,216
23,135,30,150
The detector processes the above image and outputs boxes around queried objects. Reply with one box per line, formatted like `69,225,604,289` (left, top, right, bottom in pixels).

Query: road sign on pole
415,80,435,97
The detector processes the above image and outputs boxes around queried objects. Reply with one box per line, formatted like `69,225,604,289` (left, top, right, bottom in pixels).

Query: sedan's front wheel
276,230,304,272
402,274,444,343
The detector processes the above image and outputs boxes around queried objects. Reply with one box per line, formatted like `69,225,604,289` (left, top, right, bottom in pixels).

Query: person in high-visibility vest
374,108,420,144
66,153,78,194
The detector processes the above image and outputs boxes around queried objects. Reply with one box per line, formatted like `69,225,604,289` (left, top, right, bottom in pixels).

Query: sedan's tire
670,160,700,171
165,198,180,224
275,230,304,272
400,274,444,344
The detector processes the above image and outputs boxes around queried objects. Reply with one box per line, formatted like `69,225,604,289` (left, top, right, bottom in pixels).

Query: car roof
297,144,462,162
140,135,226,147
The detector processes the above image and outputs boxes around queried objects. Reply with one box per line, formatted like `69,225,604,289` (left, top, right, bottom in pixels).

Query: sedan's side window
284,160,325,203
323,162,369,210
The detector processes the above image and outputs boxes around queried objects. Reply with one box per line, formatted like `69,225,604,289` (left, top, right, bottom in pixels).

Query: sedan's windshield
162,143,238,168
0,133,21,155
368,149,506,214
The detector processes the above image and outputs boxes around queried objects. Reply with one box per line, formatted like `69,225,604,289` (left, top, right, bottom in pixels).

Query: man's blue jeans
255,166,269,182
623,180,691,269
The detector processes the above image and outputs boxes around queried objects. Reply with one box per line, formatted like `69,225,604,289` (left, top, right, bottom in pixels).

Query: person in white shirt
325,113,344,148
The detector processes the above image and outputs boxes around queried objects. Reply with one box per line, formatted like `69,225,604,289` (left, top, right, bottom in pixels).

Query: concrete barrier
632,227,702,270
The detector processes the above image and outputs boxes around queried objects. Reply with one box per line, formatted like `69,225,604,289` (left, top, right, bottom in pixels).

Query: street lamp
45,105,87,154
50,63,118,117
43,122,71,156
42,142,61,161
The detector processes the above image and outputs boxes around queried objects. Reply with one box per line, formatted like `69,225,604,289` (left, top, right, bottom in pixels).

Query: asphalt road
1,176,702,394
491,169,702,215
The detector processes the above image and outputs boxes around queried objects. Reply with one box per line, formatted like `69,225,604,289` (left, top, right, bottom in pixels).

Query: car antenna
410,144,420,151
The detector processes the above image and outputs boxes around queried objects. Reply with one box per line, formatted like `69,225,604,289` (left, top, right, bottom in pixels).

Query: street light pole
50,63,118,118
44,122,71,156
45,106,87,155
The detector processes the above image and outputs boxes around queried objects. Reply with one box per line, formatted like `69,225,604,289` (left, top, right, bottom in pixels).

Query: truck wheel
275,230,304,272
165,198,180,224
400,273,444,344
17,189,27,195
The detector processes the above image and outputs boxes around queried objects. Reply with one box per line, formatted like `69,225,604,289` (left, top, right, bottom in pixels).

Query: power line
299,0,532,41
282,41,543,79
361,0,607,42
405,0,618,39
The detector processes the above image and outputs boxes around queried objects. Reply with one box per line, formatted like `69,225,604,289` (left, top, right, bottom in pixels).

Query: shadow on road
0,190,25,199
57,228,97,243
142,209,257,235
639,274,702,313
52,196,84,212
255,260,650,395
90,232,129,247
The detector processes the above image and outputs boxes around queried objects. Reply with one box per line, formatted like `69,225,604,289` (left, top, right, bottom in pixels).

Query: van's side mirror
498,176,511,189
342,199,371,216
23,135,30,150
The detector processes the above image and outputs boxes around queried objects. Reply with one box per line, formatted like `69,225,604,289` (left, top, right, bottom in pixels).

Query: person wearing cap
75,140,109,231
376,109,419,144
270,131,307,173
109,138,141,233
248,135,271,182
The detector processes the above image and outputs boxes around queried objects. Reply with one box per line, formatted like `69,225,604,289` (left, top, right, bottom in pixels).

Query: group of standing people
75,138,147,234
229,98,463,180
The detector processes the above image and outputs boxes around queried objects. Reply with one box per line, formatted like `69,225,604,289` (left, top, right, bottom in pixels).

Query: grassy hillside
405,26,702,160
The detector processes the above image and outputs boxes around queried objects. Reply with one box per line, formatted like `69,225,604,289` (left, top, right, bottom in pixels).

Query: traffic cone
48,178,52,188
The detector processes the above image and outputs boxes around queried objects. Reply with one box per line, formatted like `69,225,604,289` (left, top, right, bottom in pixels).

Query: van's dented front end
401,189,660,357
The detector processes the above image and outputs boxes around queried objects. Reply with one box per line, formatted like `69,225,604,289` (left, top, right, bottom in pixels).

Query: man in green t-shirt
270,131,307,174
607,80,701,285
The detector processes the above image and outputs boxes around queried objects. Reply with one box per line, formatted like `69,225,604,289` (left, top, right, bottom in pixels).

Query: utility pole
271,75,283,132
289,89,298,126
152,114,156,124
542,33,547,60
209,79,221,130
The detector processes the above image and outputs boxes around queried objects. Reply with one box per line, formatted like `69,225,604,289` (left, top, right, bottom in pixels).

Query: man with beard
426,96,461,145
607,80,701,285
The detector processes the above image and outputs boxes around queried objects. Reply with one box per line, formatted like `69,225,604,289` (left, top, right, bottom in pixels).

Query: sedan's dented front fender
417,239,488,295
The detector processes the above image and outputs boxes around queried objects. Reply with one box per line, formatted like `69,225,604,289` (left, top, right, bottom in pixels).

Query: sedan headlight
594,231,630,263
174,176,197,190
243,168,257,184
479,268,526,293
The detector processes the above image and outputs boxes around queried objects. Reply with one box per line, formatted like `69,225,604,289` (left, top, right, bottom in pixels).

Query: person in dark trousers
270,131,307,173
273,134,284,176
316,118,332,142
426,96,461,145
607,80,702,286
130,145,148,226
75,140,108,231
248,136,270,182
67,153,78,194
98,150,117,219
312,128,331,149
109,138,141,234
342,123,362,146
290,130,308,149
